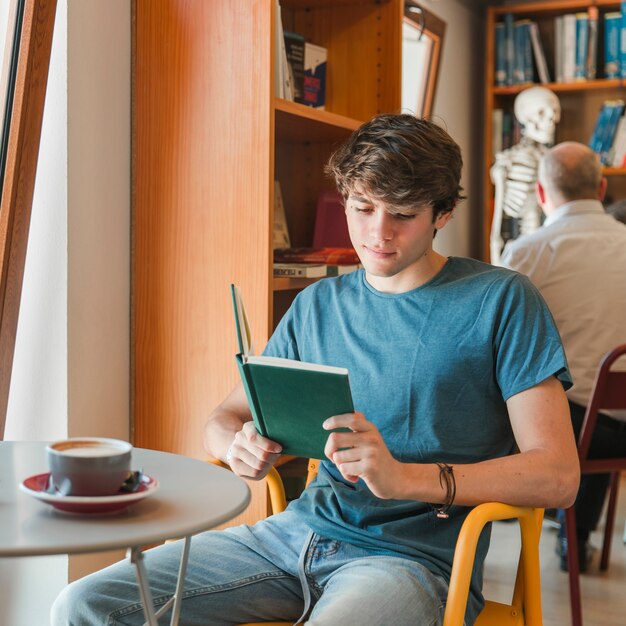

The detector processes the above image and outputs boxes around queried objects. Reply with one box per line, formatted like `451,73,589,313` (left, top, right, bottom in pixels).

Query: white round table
0,441,250,624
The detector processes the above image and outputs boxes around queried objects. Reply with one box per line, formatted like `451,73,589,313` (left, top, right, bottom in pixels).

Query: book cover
513,20,527,84
231,285,353,459
621,3,626,79
599,100,625,164
504,13,515,86
529,22,550,84
274,0,284,98
284,31,305,103
273,181,291,250
495,22,507,86
574,13,589,81
273,263,327,278
522,21,534,83
502,111,513,150
589,102,611,154
274,247,360,265
604,12,621,78
279,14,294,100
303,42,327,108
562,13,577,83
611,115,626,166
587,7,598,80
492,108,504,156
313,191,352,249
555,15,564,83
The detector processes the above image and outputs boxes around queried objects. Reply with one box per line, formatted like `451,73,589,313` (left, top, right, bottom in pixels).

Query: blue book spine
495,23,507,86
621,3,626,78
600,102,625,164
575,14,589,80
587,7,598,79
504,13,515,86
589,104,610,154
523,22,533,82
605,13,621,78
513,21,525,84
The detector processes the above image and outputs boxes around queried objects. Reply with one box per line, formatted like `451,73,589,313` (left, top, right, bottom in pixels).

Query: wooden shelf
493,79,624,96
283,0,391,8
273,276,325,291
491,0,621,18
275,99,362,143
602,167,626,176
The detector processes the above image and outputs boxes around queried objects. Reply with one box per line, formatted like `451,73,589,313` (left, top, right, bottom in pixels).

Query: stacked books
275,2,327,108
273,247,361,279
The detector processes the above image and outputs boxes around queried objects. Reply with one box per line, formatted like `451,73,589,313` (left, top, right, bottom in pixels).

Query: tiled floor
482,475,626,626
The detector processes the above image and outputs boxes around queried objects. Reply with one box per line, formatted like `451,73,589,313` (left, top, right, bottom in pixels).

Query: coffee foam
52,441,127,457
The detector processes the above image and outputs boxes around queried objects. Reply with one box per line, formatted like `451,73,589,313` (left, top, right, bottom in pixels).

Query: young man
52,115,579,626
500,141,626,572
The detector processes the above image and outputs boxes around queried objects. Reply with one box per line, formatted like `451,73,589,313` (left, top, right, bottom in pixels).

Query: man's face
344,186,452,290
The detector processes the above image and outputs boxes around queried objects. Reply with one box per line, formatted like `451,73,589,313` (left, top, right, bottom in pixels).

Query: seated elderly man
501,141,626,572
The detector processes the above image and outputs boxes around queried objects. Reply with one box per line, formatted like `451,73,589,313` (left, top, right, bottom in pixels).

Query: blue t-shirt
263,257,571,624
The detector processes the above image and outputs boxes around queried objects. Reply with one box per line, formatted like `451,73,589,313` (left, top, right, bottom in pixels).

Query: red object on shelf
274,247,360,265
312,191,352,249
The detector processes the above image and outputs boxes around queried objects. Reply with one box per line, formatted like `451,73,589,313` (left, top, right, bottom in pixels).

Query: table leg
130,536,191,626
129,546,159,626
169,535,191,625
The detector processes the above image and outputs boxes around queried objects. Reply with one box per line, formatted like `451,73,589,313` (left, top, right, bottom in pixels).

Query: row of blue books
589,100,626,166
494,7,626,86
495,16,542,86
553,9,599,83
604,6,626,79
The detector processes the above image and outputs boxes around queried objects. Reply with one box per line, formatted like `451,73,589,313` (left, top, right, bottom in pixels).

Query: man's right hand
227,421,282,480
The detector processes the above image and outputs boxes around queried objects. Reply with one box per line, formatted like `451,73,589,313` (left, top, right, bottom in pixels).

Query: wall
427,0,484,259
1,1,130,623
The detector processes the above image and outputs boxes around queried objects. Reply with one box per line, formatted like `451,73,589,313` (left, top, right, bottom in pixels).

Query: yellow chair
219,460,544,626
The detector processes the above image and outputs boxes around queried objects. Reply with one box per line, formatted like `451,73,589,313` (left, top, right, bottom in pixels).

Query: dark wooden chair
564,343,626,626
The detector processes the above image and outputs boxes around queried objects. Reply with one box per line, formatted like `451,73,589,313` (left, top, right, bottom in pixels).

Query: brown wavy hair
325,114,465,219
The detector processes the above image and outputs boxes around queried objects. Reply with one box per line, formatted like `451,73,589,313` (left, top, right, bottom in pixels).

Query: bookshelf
484,0,626,260
132,0,403,525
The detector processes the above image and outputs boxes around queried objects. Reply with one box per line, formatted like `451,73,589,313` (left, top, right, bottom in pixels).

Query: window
402,1,446,118
0,0,56,438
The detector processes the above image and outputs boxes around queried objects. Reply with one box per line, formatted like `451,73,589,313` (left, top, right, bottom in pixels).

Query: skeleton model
490,86,561,265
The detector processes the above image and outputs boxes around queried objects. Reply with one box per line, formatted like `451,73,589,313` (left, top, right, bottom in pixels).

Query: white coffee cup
46,437,132,496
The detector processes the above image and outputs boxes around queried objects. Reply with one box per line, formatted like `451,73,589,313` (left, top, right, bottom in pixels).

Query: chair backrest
577,343,626,470
262,461,543,626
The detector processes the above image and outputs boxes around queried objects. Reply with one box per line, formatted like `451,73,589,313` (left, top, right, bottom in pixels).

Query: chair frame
564,343,626,626
229,460,544,626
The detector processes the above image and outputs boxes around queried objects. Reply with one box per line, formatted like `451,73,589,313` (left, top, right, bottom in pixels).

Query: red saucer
19,472,159,514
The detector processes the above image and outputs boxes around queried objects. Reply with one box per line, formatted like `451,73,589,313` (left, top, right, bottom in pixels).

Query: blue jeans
51,510,450,625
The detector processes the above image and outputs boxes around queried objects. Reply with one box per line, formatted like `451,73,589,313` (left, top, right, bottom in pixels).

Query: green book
231,284,353,459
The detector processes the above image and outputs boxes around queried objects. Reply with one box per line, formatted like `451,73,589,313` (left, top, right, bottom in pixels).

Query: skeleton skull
514,86,561,145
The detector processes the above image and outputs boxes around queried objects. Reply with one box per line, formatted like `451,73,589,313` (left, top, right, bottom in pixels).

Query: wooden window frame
404,0,446,118
0,0,57,438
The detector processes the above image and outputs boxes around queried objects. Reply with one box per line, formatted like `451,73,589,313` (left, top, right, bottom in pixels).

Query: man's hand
323,411,403,499
228,421,282,480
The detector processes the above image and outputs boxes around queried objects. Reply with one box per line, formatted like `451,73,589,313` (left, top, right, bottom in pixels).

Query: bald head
537,142,604,207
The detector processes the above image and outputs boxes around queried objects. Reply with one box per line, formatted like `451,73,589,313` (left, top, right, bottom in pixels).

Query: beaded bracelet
433,462,456,519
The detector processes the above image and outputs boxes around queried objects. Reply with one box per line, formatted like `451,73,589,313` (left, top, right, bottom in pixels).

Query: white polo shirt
501,200,626,416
